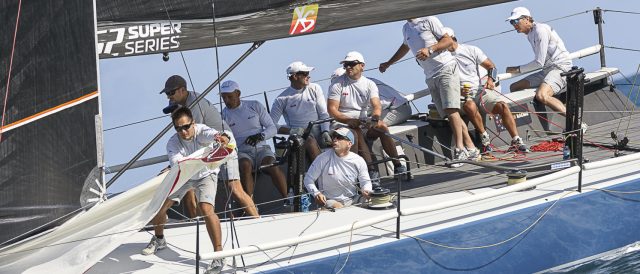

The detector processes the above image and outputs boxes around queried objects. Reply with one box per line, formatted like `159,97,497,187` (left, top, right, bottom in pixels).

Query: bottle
563,145,570,160
284,187,294,207
301,193,310,212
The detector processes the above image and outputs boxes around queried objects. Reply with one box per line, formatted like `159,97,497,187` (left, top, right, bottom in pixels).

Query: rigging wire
616,65,640,138
0,0,22,142
603,9,640,15
605,46,640,53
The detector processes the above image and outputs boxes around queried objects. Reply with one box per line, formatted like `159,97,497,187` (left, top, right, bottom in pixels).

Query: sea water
546,242,640,273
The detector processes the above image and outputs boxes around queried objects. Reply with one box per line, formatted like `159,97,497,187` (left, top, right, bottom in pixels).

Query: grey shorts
218,150,241,181
381,103,412,126
427,63,461,116
169,174,218,206
238,145,276,166
523,68,567,94
475,87,506,114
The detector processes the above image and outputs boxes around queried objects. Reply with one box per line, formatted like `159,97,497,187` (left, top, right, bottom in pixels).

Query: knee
463,101,476,114
239,159,252,172
493,102,506,114
198,202,214,214
535,92,548,104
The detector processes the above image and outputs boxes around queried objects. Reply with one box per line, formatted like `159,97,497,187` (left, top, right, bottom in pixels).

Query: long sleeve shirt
222,100,276,151
304,150,372,201
166,123,219,180
520,22,572,72
270,83,330,132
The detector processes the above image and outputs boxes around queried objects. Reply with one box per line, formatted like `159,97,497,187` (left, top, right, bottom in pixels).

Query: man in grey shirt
160,75,257,217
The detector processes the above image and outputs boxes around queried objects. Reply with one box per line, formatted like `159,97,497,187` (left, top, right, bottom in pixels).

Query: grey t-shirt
402,17,457,79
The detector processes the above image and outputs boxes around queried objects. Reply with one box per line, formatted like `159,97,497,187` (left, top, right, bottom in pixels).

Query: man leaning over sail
328,51,406,182
379,16,480,164
220,80,288,201
142,106,227,273
304,126,372,209
270,61,333,163
160,75,258,217
442,27,529,153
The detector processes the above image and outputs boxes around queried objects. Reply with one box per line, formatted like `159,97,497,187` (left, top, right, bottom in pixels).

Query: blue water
547,242,640,273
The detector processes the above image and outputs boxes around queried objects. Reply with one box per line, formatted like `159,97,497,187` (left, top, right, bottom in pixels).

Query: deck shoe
467,148,481,161
394,165,407,175
480,132,491,147
369,170,381,187
206,258,226,274
451,148,468,168
510,137,529,153
141,235,166,255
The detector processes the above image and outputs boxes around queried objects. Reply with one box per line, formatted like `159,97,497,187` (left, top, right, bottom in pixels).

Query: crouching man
304,127,372,209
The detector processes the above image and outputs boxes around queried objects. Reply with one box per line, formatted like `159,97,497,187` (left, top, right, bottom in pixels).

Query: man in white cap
328,51,406,181
219,80,288,200
379,17,479,163
442,27,529,153
506,7,572,117
270,61,333,162
142,106,228,273
159,75,258,217
304,126,372,209
331,67,412,127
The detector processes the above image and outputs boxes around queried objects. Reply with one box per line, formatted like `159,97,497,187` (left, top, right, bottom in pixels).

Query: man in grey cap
506,7,572,117
159,75,258,217
270,61,333,162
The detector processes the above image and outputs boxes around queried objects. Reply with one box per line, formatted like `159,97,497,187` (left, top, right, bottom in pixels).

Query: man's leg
463,100,486,136
366,123,401,166
535,83,566,116
304,136,322,162
262,156,288,198
238,158,255,196
142,198,175,255
492,102,519,138
445,109,466,149
199,202,222,252
227,179,258,217
510,79,532,92
182,190,198,218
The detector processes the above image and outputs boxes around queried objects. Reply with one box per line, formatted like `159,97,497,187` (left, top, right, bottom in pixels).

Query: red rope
530,139,565,152
0,0,23,143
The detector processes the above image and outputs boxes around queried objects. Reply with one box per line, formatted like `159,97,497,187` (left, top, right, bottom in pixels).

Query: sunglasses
165,87,181,97
174,122,193,132
509,18,522,26
295,71,310,77
332,134,350,141
342,61,361,68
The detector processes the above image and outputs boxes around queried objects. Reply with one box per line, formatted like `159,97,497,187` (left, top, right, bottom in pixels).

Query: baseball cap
442,27,455,38
340,51,365,64
286,61,314,76
506,7,531,21
331,126,355,143
160,75,186,94
220,80,240,94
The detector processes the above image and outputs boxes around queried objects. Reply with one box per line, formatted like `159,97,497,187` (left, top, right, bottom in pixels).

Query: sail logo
97,22,182,57
289,4,318,35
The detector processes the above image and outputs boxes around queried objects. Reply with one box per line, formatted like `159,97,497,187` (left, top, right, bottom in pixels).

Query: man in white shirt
506,7,572,117
220,80,288,200
142,106,228,273
270,61,333,162
328,51,406,180
160,75,258,217
443,27,529,153
331,67,412,127
304,126,372,209
379,17,479,163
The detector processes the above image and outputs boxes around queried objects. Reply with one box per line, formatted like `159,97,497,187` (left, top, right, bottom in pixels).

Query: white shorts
238,145,276,167
169,174,218,206
218,150,241,181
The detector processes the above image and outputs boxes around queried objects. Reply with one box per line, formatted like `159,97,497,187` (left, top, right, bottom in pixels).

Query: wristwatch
428,47,434,56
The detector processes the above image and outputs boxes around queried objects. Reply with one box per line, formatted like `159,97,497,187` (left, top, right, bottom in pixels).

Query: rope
530,139,565,152
603,9,640,15
334,221,358,274
0,0,22,142
605,46,640,53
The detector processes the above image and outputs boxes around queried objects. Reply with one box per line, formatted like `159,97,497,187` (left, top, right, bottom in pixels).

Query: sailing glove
321,131,333,146
289,127,305,136
244,133,265,146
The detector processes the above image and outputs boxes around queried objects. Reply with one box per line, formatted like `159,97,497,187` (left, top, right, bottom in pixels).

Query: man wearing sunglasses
270,61,333,162
379,17,479,164
304,126,372,209
220,80,288,201
159,75,258,218
505,7,572,118
442,27,529,153
143,106,229,273
328,51,406,182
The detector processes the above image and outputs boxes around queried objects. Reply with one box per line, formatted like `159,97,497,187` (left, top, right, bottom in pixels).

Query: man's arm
257,102,277,139
270,97,289,134
479,58,497,90
416,34,453,61
314,86,331,132
379,44,410,73
304,156,327,205
508,27,549,73
328,99,360,128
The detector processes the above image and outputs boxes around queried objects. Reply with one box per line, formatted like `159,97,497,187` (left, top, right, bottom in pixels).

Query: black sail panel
96,0,513,59
0,0,99,246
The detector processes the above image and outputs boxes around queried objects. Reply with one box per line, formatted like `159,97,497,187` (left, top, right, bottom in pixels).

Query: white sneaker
141,235,166,255
451,148,468,168
480,132,491,147
467,148,481,161
509,137,529,153
205,258,226,274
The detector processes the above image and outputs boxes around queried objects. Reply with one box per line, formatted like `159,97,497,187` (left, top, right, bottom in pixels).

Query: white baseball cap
286,61,314,76
330,67,346,81
220,80,240,94
506,7,531,21
442,27,455,38
340,51,365,64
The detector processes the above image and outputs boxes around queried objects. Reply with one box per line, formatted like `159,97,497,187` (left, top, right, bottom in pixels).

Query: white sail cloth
0,144,234,273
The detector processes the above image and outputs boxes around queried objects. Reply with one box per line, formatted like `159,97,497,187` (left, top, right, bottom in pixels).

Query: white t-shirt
369,78,409,109
328,74,379,119
304,150,372,201
451,43,489,91
222,100,277,151
402,17,457,79
521,22,572,72
270,83,330,132
166,123,219,180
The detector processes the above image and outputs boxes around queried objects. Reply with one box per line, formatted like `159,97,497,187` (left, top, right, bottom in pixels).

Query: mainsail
0,0,100,247
96,0,514,59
